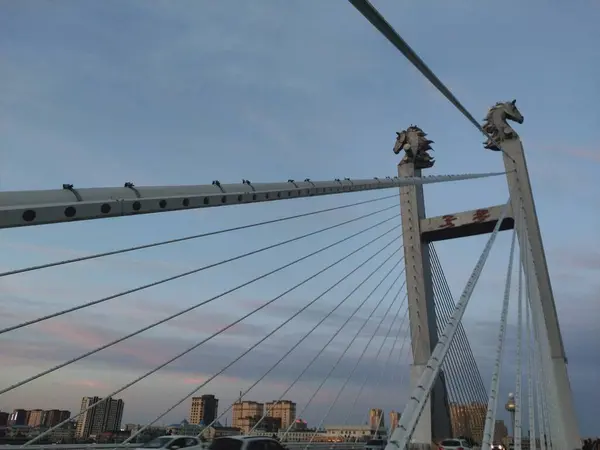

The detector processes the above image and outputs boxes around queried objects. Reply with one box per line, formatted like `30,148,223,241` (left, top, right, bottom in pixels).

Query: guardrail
0,443,366,450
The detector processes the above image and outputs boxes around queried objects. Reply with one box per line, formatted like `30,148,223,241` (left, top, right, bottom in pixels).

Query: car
438,438,473,450
138,435,205,450
209,435,287,450
364,438,387,450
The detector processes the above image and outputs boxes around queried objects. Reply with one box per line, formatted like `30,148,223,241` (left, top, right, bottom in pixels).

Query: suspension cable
481,224,517,450
526,288,537,450
430,248,488,409
279,257,402,442
248,274,405,435
345,292,421,441
533,304,553,450
347,0,512,159
1,207,398,336
245,287,405,437
429,263,474,410
387,306,422,434
521,214,552,450
430,244,489,405
533,316,548,450
335,289,407,432
389,200,510,449
0,194,399,278
302,272,404,450
2,215,400,396
515,220,524,450
22,229,401,446
128,248,405,443
369,300,414,437
430,275,482,432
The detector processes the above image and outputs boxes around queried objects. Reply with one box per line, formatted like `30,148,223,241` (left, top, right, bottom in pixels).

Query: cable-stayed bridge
0,2,584,450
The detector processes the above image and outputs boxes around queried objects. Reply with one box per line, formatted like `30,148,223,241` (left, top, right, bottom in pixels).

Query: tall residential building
494,420,508,444
190,395,219,425
9,409,28,426
27,409,44,427
369,408,384,432
389,410,401,431
75,396,124,439
449,402,487,443
264,400,296,430
232,401,264,429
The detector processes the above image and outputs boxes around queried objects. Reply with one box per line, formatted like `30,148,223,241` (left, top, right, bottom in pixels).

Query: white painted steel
526,295,537,450
0,172,505,229
481,227,517,450
386,201,510,450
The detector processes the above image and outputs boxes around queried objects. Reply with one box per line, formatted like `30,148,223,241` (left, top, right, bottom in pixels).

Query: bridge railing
0,443,368,450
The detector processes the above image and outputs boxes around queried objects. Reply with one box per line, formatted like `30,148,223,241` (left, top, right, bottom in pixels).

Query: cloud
1,0,599,436
565,148,600,163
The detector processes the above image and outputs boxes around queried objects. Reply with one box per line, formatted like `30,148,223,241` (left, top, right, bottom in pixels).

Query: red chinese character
473,209,490,223
439,214,456,228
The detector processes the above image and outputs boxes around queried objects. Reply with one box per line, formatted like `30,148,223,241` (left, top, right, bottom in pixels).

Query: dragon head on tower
393,125,435,169
482,99,524,151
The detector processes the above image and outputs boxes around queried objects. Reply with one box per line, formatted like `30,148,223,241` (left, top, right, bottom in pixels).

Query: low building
201,426,242,440
323,425,372,442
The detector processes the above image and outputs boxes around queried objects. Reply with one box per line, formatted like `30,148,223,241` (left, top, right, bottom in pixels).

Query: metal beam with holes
420,204,515,242
0,172,505,229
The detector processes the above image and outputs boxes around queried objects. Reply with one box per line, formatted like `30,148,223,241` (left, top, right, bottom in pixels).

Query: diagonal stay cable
0,194,399,278
347,0,513,160
280,255,404,442
430,250,487,407
0,205,398,336
126,243,404,443
249,268,406,434
370,296,412,437
1,215,402,397
344,304,416,442
303,271,404,450
391,200,510,448
23,228,401,446
481,226,517,450
337,288,407,430
431,245,489,405
215,265,405,437
3,216,399,398
368,306,411,439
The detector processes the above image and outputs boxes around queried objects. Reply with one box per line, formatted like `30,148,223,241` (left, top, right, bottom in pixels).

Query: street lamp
505,393,516,440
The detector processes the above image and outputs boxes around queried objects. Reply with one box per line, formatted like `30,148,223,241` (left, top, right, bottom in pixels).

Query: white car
209,436,287,450
139,435,205,450
438,438,473,450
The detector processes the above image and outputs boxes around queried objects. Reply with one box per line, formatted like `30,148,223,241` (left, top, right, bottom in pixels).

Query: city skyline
1,0,598,439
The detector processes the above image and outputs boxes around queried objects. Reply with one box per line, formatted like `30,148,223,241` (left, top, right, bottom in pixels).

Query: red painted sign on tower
439,214,457,228
473,208,491,223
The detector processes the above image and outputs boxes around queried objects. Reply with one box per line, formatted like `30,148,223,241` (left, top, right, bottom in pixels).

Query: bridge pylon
395,126,453,445
487,100,581,450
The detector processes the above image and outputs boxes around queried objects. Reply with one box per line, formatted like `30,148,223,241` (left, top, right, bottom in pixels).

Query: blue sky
1,0,599,438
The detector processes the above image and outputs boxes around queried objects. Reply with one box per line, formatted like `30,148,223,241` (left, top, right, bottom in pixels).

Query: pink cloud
182,374,241,386
566,148,600,163
535,145,600,164
35,319,174,367
68,379,109,389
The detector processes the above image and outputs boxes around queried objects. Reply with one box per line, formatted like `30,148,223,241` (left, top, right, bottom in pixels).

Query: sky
1,0,599,438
